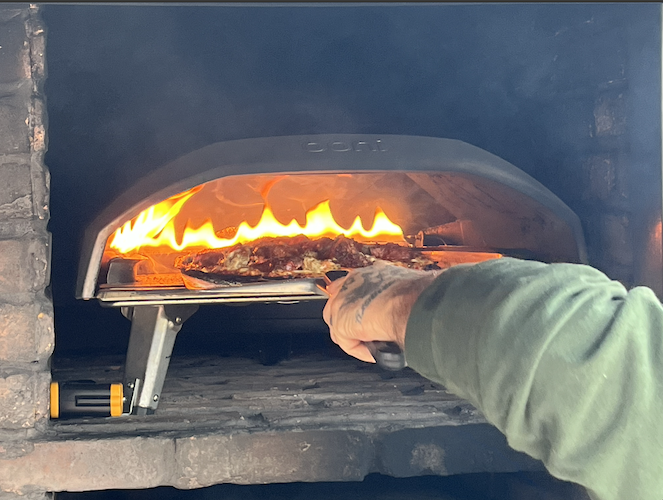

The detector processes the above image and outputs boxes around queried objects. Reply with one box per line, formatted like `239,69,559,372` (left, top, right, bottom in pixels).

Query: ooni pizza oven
75,134,587,415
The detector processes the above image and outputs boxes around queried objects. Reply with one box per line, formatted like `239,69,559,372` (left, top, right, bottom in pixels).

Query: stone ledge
0,425,541,494
7,355,543,493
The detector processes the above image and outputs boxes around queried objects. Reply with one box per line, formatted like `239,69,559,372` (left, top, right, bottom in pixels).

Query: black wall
42,4,661,355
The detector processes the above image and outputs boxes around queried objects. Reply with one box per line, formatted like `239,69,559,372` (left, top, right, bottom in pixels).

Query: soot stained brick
0,12,30,84
0,81,31,154
0,298,54,364
0,237,51,294
0,371,50,429
0,162,32,219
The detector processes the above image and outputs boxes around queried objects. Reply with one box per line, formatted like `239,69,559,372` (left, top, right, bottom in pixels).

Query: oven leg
121,304,198,415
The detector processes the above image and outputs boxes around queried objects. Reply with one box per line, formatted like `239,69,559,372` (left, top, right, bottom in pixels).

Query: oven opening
59,134,587,417
100,171,508,293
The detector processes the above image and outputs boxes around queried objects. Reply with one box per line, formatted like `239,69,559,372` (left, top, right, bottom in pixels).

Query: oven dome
76,134,587,299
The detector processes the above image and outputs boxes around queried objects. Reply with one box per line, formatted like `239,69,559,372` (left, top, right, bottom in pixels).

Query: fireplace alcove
31,2,662,496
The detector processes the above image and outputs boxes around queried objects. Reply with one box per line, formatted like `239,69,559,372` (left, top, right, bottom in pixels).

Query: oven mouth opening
97,171,512,304
67,135,587,416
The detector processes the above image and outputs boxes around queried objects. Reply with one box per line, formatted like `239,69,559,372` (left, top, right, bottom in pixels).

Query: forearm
405,258,663,500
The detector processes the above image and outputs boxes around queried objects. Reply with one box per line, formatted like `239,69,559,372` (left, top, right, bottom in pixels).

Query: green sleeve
404,257,663,500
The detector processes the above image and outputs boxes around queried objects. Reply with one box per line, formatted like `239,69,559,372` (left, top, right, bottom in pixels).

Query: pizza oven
74,133,586,416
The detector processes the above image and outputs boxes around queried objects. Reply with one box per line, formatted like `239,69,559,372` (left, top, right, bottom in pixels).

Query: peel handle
365,341,407,371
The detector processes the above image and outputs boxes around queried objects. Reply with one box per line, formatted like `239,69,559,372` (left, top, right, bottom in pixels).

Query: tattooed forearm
324,262,442,358
339,265,410,306
338,273,360,295
354,278,400,323
336,264,427,324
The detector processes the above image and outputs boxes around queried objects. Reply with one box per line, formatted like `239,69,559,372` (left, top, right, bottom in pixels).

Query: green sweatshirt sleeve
404,257,663,500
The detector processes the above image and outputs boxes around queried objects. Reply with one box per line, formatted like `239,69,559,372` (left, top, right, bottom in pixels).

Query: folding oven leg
121,304,198,415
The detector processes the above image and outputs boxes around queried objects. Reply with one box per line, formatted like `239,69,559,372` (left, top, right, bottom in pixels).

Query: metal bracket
121,304,198,415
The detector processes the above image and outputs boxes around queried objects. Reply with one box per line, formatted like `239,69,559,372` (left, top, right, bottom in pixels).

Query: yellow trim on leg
50,382,59,419
110,383,124,417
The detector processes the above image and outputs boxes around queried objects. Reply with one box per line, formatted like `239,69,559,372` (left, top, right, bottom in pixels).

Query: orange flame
109,187,405,254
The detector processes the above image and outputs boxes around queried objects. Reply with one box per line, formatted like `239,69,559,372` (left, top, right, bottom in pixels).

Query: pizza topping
176,234,438,281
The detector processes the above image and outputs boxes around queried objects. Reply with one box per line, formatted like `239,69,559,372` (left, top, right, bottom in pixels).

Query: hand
323,261,441,363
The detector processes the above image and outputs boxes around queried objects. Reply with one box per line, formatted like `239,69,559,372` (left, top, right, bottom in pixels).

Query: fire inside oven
101,172,508,293
73,135,587,417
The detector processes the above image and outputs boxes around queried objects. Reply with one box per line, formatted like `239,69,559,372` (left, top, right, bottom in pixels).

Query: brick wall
540,10,662,292
579,78,661,292
0,4,53,498
582,89,634,285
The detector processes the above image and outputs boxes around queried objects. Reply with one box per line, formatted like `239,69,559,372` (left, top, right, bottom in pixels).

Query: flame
109,188,405,254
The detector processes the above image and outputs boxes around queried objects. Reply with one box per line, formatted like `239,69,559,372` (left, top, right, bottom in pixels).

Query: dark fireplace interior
44,3,661,358
37,3,661,498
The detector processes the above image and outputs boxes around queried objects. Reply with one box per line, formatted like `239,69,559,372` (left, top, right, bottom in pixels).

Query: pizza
175,234,439,282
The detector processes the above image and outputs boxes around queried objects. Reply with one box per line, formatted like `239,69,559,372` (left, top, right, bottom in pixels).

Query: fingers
322,265,430,365
322,294,335,327
325,298,376,364
332,336,376,364
325,276,346,297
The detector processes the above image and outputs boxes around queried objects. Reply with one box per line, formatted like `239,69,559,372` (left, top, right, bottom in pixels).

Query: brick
174,431,372,488
0,162,32,219
0,298,53,363
594,93,626,137
26,6,46,91
0,81,31,154
0,219,47,240
36,160,49,221
0,493,52,500
583,155,615,201
0,493,53,500
29,97,46,154
0,438,175,493
581,155,629,209
0,432,34,460
0,12,30,84
600,213,633,267
0,153,53,223
29,155,49,221
0,371,50,429
0,237,50,294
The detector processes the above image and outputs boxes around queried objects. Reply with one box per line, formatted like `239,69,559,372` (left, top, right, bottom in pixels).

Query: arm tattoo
338,265,415,323
355,279,400,323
